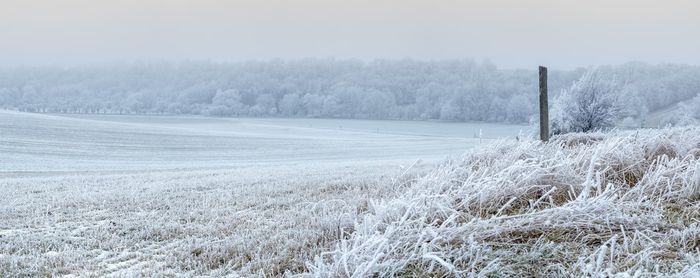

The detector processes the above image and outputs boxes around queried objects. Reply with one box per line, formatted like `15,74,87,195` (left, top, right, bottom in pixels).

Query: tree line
0,59,698,124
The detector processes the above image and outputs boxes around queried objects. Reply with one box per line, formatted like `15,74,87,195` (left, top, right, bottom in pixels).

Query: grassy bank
307,127,700,277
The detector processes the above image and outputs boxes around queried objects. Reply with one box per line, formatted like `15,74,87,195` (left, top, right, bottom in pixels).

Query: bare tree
551,68,622,134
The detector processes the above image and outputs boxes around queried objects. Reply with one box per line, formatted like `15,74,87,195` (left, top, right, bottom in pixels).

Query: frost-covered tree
279,93,301,116
618,86,648,127
250,94,276,116
0,88,17,108
505,94,533,123
302,94,324,117
321,95,342,117
361,90,396,119
439,100,462,121
206,89,248,116
1,60,699,124
551,69,622,134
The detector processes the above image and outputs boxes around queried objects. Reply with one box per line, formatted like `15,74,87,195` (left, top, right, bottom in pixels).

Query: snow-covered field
3,110,700,276
1,111,522,172
0,110,523,276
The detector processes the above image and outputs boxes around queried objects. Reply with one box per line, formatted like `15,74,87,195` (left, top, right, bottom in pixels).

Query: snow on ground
0,110,523,276
1,111,524,172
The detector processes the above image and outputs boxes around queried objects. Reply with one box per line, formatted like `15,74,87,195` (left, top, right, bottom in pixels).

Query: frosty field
6,110,699,277
0,111,522,172
0,110,522,276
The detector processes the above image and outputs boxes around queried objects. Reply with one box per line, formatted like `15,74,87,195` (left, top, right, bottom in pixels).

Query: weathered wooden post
539,66,549,142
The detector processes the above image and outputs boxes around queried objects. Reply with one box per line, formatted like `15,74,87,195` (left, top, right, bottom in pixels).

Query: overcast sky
1,0,699,69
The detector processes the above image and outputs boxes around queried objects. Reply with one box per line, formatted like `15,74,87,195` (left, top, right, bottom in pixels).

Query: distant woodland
1,60,699,125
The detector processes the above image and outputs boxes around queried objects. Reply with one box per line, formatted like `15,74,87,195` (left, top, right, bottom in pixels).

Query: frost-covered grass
1,111,519,276
0,163,427,276
5,110,699,276
306,127,700,277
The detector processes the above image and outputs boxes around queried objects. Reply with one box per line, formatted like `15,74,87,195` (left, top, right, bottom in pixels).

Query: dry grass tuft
551,132,605,147
306,127,700,277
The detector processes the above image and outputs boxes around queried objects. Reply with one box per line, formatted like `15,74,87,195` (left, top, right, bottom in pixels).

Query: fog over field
2,0,700,276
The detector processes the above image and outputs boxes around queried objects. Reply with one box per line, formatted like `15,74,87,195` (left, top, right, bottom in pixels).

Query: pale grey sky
1,0,699,69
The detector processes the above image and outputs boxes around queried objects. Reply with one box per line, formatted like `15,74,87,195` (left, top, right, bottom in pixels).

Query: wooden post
539,66,549,142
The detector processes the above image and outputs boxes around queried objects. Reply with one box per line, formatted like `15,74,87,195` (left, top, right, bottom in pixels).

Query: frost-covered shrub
551,68,623,134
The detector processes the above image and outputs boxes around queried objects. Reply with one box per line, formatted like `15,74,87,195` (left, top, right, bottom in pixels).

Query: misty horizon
1,58,698,72
2,0,699,69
